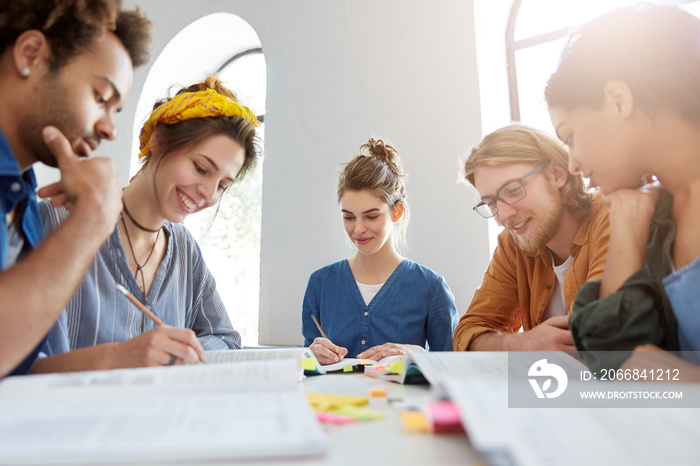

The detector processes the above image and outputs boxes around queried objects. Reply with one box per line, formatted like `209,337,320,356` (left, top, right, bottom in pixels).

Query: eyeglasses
473,162,546,218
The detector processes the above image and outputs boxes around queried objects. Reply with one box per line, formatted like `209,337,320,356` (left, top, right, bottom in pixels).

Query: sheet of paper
0,359,299,398
405,351,509,389
204,347,312,366
0,359,326,464
0,389,325,464
442,376,700,466
507,350,587,373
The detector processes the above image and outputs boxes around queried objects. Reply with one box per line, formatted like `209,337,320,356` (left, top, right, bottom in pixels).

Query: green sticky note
302,357,317,371
331,405,384,421
389,360,403,374
343,364,354,372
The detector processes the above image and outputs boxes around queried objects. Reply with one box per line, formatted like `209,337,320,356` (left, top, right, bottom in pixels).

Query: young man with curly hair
0,0,152,377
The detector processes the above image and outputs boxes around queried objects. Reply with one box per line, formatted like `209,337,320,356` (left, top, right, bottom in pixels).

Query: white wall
41,0,491,346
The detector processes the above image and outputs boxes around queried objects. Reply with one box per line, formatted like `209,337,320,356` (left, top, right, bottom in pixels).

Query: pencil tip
116,284,128,295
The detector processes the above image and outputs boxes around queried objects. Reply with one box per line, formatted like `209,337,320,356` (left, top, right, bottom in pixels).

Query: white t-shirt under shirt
542,254,573,321
356,281,385,306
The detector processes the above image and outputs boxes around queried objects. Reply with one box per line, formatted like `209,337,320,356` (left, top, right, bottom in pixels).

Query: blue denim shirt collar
0,127,48,376
0,127,43,269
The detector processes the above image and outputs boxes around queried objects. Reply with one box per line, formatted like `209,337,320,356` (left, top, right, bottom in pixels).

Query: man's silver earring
20,67,30,77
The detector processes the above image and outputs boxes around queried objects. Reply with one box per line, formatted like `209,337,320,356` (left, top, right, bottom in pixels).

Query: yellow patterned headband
138,88,260,160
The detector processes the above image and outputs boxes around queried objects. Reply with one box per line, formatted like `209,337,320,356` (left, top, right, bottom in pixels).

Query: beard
16,72,87,168
505,183,565,255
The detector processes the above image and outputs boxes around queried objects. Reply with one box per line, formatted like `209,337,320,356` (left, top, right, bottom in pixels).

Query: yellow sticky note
302,357,317,371
400,410,429,433
343,364,353,372
357,359,372,365
306,393,369,409
389,360,404,374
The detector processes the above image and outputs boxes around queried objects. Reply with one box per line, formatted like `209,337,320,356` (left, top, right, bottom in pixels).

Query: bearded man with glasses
453,124,610,351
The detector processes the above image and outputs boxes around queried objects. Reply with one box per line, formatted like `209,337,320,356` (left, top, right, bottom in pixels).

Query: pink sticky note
316,411,357,425
426,400,465,434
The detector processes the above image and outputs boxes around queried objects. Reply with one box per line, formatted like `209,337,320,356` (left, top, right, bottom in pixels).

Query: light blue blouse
663,254,700,360
302,259,458,357
40,203,241,356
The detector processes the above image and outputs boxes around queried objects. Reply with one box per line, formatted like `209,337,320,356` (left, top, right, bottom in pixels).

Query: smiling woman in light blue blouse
31,75,261,373
302,138,458,364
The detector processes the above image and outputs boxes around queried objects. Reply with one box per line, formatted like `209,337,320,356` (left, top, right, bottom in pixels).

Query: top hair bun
360,138,403,177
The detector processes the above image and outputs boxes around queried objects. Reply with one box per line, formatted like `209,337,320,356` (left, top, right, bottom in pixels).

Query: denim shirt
663,254,700,357
0,128,45,376
302,259,458,357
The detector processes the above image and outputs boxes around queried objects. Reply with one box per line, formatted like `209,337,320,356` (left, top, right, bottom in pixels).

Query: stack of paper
0,359,326,464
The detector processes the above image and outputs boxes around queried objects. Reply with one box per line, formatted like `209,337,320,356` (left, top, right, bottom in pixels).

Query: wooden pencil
116,284,207,363
311,314,328,339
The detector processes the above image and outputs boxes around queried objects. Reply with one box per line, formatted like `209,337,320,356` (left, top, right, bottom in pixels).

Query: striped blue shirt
40,203,241,356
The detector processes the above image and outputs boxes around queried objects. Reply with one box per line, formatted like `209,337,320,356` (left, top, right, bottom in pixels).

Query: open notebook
0,359,326,465
365,350,512,386
205,347,401,374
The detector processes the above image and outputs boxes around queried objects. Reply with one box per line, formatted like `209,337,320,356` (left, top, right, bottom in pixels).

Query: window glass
512,0,700,133
515,0,641,41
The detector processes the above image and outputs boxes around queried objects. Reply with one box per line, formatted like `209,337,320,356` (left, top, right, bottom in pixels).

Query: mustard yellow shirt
454,195,610,351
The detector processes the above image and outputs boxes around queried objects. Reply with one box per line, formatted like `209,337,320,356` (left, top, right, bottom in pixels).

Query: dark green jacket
570,189,679,371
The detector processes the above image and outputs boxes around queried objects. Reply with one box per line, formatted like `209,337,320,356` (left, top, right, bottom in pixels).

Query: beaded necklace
121,201,162,294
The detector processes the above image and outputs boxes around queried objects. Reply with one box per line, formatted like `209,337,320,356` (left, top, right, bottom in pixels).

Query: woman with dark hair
546,3,700,379
32,75,261,372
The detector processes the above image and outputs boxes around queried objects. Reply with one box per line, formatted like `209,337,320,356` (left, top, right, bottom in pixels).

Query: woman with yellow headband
31,75,261,372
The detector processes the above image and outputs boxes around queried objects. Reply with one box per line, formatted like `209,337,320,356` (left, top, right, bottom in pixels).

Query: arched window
133,13,265,346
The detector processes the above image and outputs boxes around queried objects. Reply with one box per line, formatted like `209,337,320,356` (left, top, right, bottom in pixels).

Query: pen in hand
116,284,207,364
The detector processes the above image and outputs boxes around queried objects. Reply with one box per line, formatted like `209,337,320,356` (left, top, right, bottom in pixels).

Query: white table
235,371,484,466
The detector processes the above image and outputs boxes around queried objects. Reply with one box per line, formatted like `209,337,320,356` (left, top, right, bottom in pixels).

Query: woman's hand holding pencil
114,326,206,367
309,315,348,364
117,284,207,365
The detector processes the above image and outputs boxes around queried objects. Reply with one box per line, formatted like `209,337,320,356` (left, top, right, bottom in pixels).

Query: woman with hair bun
302,138,458,364
32,74,261,372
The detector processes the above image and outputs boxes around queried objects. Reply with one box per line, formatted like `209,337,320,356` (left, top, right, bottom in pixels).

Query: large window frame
505,0,700,124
